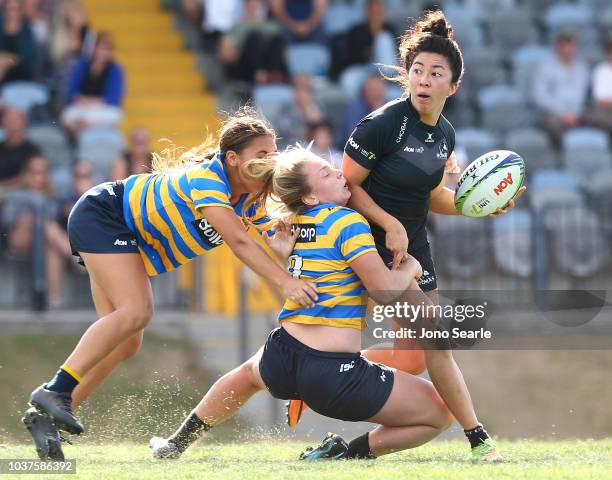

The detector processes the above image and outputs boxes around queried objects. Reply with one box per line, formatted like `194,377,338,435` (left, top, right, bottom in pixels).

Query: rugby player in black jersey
290,9,525,462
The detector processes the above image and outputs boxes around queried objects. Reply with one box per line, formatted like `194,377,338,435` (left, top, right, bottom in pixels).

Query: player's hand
282,278,319,308
490,186,527,217
386,221,409,270
398,254,423,279
444,151,461,174
263,221,299,260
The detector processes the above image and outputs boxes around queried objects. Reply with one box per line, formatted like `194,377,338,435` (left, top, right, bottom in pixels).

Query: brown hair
152,106,276,173
387,10,464,92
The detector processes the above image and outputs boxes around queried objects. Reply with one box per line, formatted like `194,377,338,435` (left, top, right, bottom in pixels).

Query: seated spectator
23,0,52,47
533,28,590,148
49,0,95,104
0,0,35,85
269,0,327,44
307,120,343,168
0,107,41,186
218,0,288,86
1,155,73,308
274,74,324,148
110,127,153,180
585,33,612,138
330,0,397,79
340,73,387,145
58,161,93,229
61,31,124,135
182,0,243,53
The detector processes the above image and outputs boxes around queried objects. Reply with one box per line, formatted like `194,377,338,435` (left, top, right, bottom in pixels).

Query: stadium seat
455,127,497,162
487,8,539,55
544,3,597,46
28,125,72,168
530,169,584,211
562,128,610,152
584,171,612,236
78,127,124,152
505,128,558,172
287,43,331,77
252,84,294,124
77,127,124,184
478,85,534,135
461,50,506,93
548,206,607,277
512,45,555,103
1,81,50,115
434,215,490,279
492,209,533,278
338,64,376,99
562,150,612,186
311,78,351,136
323,3,364,36
442,3,485,53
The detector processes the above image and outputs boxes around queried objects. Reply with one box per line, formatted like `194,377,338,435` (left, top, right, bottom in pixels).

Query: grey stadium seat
529,169,584,211
28,125,72,168
487,8,539,55
287,43,331,78
455,127,497,163
512,44,554,103
1,81,49,115
77,127,125,184
434,215,490,279
461,49,506,94
548,206,607,278
505,128,558,172
562,150,612,186
584,171,612,236
478,84,534,135
562,128,610,153
492,209,533,278
544,3,598,47
252,84,294,125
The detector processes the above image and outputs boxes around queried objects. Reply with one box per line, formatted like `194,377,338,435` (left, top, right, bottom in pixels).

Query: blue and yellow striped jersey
278,203,377,330
122,153,271,276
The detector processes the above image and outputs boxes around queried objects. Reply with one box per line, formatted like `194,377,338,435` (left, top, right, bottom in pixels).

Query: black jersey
344,96,455,256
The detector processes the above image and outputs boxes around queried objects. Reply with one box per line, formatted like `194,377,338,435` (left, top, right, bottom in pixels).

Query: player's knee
119,334,144,361
122,302,154,331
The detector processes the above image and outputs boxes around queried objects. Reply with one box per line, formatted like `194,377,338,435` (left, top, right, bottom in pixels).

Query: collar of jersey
406,96,442,128
302,202,337,216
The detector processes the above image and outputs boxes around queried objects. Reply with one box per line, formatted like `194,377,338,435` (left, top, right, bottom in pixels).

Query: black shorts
67,181,139,264
259,327,394,422
379,242,437,292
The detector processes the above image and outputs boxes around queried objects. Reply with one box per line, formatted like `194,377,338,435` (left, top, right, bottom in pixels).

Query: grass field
1,441,611,479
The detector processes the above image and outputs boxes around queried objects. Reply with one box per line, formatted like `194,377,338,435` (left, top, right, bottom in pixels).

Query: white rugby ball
454,150,525,218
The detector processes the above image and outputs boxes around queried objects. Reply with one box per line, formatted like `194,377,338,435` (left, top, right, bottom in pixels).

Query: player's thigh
80,252,153,318
245,347,267,390
90,276,115,317
368,369,450,428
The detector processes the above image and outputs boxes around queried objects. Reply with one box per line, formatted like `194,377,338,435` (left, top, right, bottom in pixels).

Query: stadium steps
82,0,216,152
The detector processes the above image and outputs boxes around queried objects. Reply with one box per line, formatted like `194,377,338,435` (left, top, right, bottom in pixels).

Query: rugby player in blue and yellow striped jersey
22,111,318,460
150,148,455,462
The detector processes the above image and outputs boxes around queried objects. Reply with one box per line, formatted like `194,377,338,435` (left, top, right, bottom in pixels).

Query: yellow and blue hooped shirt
278,204,377,330
122,153,271,276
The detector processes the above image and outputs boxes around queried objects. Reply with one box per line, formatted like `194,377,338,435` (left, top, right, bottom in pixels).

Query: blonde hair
241,146,319,223
151,107,276,173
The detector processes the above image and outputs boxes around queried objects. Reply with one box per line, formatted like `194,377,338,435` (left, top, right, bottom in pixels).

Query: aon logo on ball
493,172,514,196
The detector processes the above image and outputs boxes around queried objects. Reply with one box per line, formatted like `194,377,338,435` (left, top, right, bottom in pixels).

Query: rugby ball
454,150,525,218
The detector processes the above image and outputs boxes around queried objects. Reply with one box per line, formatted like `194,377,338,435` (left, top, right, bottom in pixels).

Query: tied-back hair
240,146,319,224
386,9,464,93
151,106,276,174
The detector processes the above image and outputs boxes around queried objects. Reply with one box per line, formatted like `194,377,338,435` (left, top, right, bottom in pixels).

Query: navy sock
45,368,79,395
168,411,212,453
464,424,490,449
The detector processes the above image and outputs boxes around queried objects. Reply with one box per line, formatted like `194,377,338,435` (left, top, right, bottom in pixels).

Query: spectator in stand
269,0,327,44
61,32,124,135
182,0,243,53
109,127,153,180
1,155,73,308
586,33,612,138
274,74,324,148
330,0,397,79
23,0,52,47
307,120,343,168
0,0,35,85
58,161,93,229
49,0,95,104
533,28,590,148
340,73,387,145
0,107,41,186
218,0,288,85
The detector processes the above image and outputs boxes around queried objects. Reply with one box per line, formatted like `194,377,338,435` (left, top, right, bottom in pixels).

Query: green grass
1,441,611,479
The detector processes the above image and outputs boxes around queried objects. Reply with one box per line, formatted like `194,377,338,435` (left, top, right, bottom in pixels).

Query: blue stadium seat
77,127,124,184
28,125,71,168
338,64,375,99
530,169,584,211
323,3,364,36
1,81,50,115
78,127,124,151
512,45,554,102
505,128,558,171
287,43,331,77
563,150,612,186
252,84,294,123
544,3,597,46
478,85,534,134
584,171,612,236
442,3,484,53
562,128,610,152
492,209,533,278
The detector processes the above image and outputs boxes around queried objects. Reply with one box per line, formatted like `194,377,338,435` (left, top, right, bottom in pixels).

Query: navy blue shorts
67,181,138,263
259,327,394,422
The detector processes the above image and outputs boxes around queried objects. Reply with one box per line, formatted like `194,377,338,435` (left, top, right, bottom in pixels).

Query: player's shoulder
361,97,413,127
438,113,456,142
320,205,369,229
